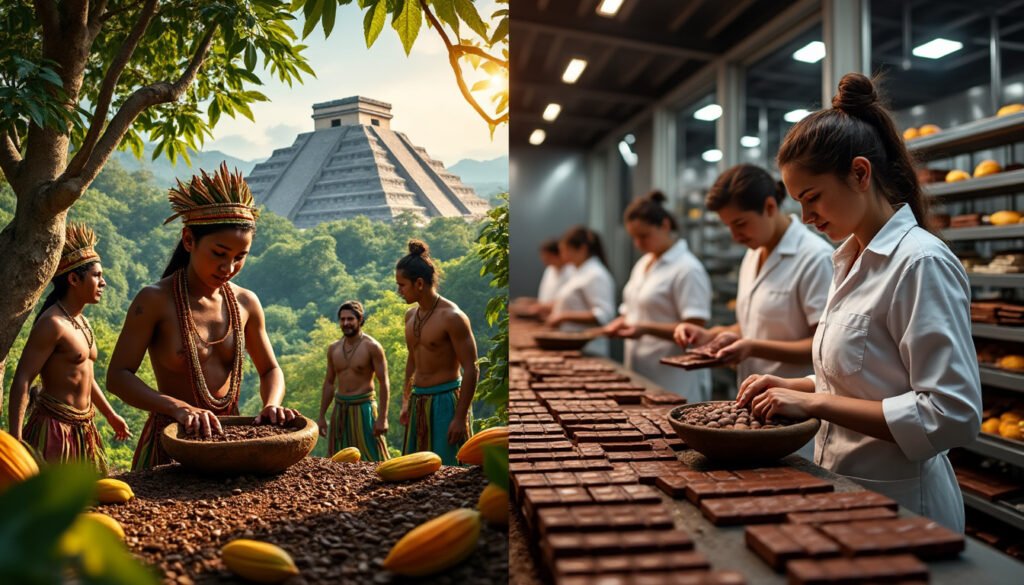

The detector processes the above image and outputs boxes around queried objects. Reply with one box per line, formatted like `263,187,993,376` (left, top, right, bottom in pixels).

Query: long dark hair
624,190,679,230
162,223,256,278
561,225,607,266
396,239,441,287
706,164,786,212
36,262,96,324
776,73,929,230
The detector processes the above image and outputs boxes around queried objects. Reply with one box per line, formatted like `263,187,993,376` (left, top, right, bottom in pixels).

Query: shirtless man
317,300,390,461
395,240,478,465
9,223,129,474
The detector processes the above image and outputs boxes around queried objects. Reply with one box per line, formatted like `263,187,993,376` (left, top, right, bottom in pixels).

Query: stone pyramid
245,97,490,228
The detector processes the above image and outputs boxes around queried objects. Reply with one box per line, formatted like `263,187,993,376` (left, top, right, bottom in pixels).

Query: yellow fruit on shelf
478,483,509,526
383,508,481,577
377,452,442,481
0,430,39,493
999,422,1023,441
918,124,941,136
990,210,1021,226
974,160,1002,178
95,478,134,504
981,417,1001,434
221,539,300,584
903,127,919,140
457,427,509,465
1000,411,1023,424
997,104,1024,117
998,355,1024,371
945,170,970,183
330,447,361,463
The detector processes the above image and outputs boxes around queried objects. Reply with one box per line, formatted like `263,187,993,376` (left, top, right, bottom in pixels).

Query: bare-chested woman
396,240,478,465
106,163,300,470
10,223,129,474
317,300,390,461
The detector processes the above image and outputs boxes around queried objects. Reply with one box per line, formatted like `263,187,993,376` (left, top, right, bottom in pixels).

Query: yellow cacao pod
945,170,970,183
974,160,1003,178
0,430,39,493
377,452,442,481
478,483,508,526
918,124,941,136
997,104,1024,117
330,447,362,463
80,512,126,541
95,478,134,504
902,127,919,140
221,539,300,584
990,210,1021,226
456,427,509,465
383,509,481,576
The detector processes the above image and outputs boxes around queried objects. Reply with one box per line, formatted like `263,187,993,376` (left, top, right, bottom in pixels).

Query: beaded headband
164,162,260,227
56,222,101,276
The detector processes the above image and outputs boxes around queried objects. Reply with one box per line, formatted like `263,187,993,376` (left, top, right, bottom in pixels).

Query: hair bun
832,73,879,115
646,190,667,205
407,239,429,257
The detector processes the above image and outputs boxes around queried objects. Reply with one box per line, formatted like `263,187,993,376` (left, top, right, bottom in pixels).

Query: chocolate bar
700,491,898,526
745,524,841,571
818,516,965,559
785,507,898,525
786,554,927,585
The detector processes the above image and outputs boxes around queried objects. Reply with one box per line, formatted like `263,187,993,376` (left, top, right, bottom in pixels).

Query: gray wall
510,145,589,298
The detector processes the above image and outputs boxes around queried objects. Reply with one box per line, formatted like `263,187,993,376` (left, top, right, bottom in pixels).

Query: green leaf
433,0,459,35
301,0,324,39
490,16,508,45
363,0,387,48
391,0,421,55
0,464,99,583
321,0,337,37
453,0,487,40
481,444,508,492
243,43,257,72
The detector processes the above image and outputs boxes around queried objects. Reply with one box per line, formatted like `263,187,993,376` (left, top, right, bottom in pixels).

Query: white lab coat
538,264,575,303
553,256,616,356
736,216,833,383
812,205,982,532
621,239,712,402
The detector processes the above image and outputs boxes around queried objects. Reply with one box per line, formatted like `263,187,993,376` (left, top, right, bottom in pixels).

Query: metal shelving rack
913,112,1024,529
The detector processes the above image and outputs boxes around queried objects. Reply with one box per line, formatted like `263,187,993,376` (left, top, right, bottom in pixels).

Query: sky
205,2,507,165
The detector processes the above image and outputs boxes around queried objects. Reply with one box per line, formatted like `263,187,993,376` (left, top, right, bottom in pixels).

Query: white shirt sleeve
582,268,617,325
798,252,833,327
881,256,982,462
675,263,712,322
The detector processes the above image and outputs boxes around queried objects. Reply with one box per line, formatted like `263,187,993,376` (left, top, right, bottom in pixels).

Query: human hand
673,323,712,348
374,417,389,436
174,406,223,439
255,404,300,425
399,405,410,426
107,413,132,441
317,416,328,437
545,313,564,328
751,387,815,421
714,337,752,365
447,417,468,446
736,374,790,408
602,316,626,337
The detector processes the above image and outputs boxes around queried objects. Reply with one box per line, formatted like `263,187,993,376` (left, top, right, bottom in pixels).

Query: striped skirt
401,378,473,466
329,391,390,462
23,392,108,475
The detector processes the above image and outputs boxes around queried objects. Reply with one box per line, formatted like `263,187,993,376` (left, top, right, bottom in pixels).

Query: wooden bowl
667,402,820,464
161,415,318,475
533,331,595,350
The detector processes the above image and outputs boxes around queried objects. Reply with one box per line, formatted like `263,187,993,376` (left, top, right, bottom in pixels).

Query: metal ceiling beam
619,53,657,87
649,58,689,88
511,19,718,61
516,81,656,105
705,0,757,39
517,112,618,130
669,0,706,33
577,0,598,18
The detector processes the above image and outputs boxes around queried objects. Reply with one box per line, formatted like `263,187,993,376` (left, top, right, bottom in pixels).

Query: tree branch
33,0,59,40
100,0,148,24
452,45,509,68
87,0,113,41
0,132,22,182
65,0,159,178
49,26,218,214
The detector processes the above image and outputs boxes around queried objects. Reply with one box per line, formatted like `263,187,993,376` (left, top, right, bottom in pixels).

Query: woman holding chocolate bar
736,73,982,532
603,191,712,402
545,226,616,356
673,165,833,386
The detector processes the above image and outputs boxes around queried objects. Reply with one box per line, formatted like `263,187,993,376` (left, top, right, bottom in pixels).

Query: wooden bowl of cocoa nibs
667,401,819,464
161,415,319,475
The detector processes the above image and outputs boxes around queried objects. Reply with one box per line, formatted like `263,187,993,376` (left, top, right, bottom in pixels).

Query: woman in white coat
674,165,833,387
738,73,981,532
604,192,712,402
536,238,575,304
546,226,616,356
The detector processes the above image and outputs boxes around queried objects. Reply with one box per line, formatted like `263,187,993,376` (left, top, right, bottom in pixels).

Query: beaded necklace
413,294,442,339
342,333,364,361
172,269,243,411
57,300,94,350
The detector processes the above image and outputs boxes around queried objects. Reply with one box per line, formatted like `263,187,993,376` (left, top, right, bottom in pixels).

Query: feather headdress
56,222,100,276
164,162,260,227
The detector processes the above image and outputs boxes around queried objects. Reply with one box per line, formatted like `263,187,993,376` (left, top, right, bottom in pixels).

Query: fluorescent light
912,38,962,59
702,149,723,163
784,109,810,123
693,104,722,121
740,135,761,148
618,141,638,167
542,103,562,122
529,129,546,145
562,58,587,84
596,0,625,17
793,41,826,63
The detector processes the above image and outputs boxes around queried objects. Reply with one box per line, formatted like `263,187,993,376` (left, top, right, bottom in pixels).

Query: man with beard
9,222,130,473
317,300,390,461
395,240,478,465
